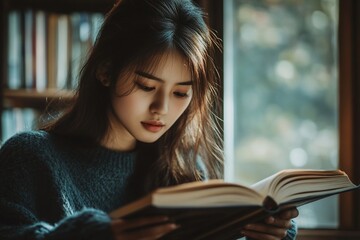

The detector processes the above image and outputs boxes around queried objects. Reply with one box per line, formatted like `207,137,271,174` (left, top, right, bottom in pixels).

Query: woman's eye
135,82,155,92
174,92,189,98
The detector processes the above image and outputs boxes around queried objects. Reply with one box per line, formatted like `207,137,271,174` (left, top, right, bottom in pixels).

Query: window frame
338,0,360,232
197,0,360,238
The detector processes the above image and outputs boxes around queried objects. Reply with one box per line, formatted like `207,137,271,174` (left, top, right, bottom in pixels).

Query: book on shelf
35,11,47,91
56,14,71,90
24,10,34,89
69,13,104,89
69,13,82,90
110,169,359,240
47,13,58,89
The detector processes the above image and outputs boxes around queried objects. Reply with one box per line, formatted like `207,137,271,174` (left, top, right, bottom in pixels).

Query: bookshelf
0,0,114,143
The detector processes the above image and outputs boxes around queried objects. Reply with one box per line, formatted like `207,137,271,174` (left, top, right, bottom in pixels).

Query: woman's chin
136,134,163,143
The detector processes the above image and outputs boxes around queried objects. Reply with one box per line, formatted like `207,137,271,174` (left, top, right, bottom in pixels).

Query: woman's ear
96,64,111,87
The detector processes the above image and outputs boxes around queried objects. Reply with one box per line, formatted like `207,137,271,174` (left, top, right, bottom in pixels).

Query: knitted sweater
0,130,136,240
0,131,297,240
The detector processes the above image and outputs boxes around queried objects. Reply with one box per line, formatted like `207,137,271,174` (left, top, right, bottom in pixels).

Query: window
224,0,339,228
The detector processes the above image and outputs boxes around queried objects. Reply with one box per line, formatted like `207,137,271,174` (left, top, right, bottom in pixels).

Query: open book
110,169,359,240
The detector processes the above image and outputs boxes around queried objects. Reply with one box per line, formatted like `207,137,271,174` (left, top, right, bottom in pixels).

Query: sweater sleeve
0,133,114,240
0,207,113,240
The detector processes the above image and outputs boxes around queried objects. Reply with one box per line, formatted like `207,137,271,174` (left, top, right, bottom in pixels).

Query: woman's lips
141,121,165,132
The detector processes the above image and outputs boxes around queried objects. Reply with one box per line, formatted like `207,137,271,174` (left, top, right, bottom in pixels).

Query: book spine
47,13,58,89
7,11,22,89
56,14,69,89
35,11,47,91
24,10,34,89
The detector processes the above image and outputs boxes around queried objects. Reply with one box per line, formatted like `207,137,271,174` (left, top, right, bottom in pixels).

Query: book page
251,169,357,204
153,180,264,207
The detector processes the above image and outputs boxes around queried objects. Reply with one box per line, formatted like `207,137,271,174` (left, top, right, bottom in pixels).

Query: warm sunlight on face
104,50,193,151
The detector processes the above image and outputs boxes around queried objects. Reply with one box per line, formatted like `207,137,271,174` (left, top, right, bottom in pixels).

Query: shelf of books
1,0,111,144
7,10,104,91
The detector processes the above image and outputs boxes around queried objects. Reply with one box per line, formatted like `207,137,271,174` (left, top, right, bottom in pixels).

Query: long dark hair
42,0,223,193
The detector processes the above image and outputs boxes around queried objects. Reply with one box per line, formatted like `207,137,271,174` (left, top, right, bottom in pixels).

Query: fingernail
244,224,252,229
170,223,180,229
266,216,275,223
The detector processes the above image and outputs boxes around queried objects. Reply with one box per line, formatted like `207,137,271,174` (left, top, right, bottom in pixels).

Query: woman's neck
100,128,136,152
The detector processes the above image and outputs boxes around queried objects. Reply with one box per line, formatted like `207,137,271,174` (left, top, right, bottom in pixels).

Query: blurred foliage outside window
224,0,339,228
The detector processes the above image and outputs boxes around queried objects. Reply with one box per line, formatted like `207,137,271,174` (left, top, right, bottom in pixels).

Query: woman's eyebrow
135,70,193,85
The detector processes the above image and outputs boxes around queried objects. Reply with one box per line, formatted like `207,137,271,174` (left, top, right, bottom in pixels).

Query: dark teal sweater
0,131,136,239
0,131,297,240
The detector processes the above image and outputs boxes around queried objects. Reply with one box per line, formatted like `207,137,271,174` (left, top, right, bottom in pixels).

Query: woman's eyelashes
135,81,191,98
135,82,155,92
174,91,190,98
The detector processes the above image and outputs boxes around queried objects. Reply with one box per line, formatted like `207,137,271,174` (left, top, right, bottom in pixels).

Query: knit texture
0,131,136,240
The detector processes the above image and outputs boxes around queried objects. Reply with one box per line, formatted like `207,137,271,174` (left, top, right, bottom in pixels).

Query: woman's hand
111,215,179,240
241,208,299,240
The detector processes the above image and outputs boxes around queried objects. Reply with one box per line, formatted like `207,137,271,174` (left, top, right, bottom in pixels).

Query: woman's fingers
264,215,292,229
264,208,299,226
112,216,170,232
241,208,298,240
243,223,288,240
111,209,299,240
277,208,299,220
114,222,178,240
111,215,179,240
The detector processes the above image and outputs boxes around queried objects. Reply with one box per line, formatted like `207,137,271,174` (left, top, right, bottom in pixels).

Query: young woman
0,0,298,239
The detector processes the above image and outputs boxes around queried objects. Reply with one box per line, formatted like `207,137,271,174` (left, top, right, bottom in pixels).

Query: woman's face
104,51,193,150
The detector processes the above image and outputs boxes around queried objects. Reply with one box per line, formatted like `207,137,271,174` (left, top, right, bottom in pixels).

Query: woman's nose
150,91,169,115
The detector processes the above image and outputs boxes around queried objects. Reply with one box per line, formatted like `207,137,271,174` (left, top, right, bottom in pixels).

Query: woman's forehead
136,50,190,72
